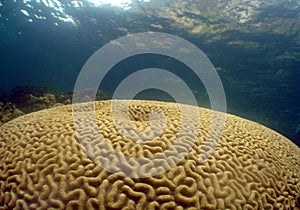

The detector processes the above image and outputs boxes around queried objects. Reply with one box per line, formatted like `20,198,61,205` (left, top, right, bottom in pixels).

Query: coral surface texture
0,100,299,209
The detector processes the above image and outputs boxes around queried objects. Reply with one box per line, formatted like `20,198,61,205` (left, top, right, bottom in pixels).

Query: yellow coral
0,100,299,209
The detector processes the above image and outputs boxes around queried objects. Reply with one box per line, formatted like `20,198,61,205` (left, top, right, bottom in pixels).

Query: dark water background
0,0,299,146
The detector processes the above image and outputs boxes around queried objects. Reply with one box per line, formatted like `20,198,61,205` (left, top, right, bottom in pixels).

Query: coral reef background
0,86,107,126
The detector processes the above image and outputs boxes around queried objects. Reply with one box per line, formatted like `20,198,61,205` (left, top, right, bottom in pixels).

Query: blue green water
0,0,299,146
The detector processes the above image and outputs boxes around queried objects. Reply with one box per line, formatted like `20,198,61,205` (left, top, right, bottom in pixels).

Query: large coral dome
0,100,299,209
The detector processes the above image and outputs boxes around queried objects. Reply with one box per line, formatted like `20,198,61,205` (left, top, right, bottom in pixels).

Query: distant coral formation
0,102,24,126
0,86,107,125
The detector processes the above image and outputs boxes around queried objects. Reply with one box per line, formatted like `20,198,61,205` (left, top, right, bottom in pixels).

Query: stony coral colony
0,100,299,209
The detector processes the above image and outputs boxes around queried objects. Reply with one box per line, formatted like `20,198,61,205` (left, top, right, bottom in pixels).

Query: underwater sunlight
87,0,132,8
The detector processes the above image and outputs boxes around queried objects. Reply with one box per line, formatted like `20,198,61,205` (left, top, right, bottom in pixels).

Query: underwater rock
8,86,56,113
71,88,107,103
7,86,107,114
0,101,24,126
9,86,55,100
56,92,73,105
10,92,56,113
56,89,107,106
0,100,299,209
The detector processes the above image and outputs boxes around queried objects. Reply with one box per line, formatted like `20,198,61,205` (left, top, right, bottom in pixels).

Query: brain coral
0,100,299,209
